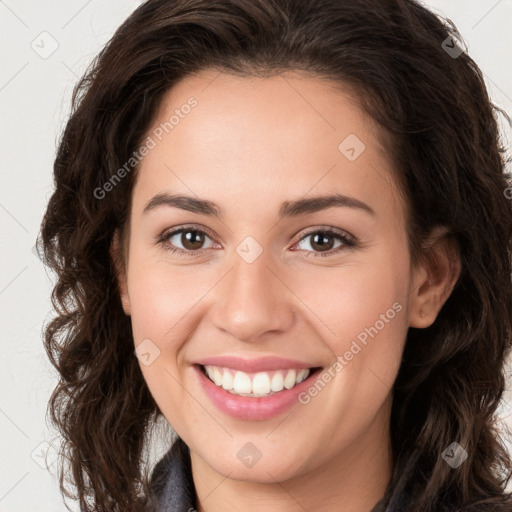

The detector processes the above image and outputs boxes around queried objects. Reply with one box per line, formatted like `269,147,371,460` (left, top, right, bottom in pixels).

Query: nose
210,246,296,343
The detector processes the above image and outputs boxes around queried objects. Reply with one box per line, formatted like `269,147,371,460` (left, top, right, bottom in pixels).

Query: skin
112,69,460,512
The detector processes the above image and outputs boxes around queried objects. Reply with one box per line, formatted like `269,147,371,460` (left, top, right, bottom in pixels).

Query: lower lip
193,364,321,420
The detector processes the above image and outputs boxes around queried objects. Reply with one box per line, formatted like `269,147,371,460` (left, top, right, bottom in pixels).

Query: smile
202,365,312,397
194,362,323,420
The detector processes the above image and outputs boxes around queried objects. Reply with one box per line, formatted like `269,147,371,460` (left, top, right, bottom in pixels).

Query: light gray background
1,1,511,510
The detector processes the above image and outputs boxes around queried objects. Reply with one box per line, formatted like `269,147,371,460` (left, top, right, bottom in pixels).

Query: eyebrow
142,192,376,218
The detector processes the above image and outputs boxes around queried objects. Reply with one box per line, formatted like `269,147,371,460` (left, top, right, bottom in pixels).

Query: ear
110,229,131,316
409,227,461,328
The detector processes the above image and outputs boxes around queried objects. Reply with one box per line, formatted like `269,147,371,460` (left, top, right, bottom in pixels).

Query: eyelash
157,224,356,259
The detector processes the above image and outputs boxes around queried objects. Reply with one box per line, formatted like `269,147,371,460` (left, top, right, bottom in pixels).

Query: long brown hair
38,0,512,510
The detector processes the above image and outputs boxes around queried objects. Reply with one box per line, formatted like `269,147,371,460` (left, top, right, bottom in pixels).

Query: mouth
197,364,323,398
192,355,326,420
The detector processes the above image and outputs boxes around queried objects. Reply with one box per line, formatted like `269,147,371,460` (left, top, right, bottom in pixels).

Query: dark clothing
150,438,196,512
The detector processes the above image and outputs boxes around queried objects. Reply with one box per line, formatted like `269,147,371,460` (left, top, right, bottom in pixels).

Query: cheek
126,255,214,342
291,250,410,407
126,257,200,429
126,258,217,421
292,255,409,348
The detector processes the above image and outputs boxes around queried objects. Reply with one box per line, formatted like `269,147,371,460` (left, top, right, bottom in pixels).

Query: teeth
284,369,296,389
252,372,271,394
221,371,234,390
270,372,284,392
212,367,223,386
233,371,252,394
296,369,309,383
203,365,312,397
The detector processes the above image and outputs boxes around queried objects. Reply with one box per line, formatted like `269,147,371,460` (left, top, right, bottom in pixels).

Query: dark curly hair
38,0,512,510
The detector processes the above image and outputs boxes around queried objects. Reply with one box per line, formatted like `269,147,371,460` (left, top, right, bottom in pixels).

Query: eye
158,225,218,257
292,228,355,257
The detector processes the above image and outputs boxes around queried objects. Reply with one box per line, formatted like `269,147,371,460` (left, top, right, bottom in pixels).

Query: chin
199,445,308,483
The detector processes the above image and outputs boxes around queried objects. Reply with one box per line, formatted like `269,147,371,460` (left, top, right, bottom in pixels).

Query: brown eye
309,232,336,252
180,230,206,250
294,228,355,258
159,226,217,256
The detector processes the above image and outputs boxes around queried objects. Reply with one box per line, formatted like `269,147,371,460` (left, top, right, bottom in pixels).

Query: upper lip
194,355,319,373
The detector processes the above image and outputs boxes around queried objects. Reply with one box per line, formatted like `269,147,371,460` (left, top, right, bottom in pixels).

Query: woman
38,0,512,511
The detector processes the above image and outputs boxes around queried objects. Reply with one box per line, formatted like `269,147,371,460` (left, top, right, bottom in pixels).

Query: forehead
132,69,404,223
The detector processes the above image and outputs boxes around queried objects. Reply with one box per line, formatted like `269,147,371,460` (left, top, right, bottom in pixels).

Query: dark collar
150,437,197,511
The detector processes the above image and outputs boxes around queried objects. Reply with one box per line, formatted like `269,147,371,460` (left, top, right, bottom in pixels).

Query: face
114,69,437,486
